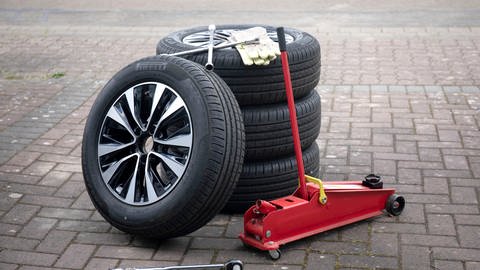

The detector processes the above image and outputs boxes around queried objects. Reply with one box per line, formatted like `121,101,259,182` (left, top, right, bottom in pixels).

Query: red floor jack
239,27,406,260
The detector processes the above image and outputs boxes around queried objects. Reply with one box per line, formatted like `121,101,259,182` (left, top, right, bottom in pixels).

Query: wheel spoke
125,87,144,131
146,83,165,129
124,157,140,204
107,105,135,136
144,157,159,201
101,153,138,184
158,97,185,126
151,152,185,177
155,133,192,148
98,142,134,156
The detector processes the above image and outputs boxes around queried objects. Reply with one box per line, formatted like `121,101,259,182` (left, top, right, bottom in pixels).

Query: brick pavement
0,17,479,270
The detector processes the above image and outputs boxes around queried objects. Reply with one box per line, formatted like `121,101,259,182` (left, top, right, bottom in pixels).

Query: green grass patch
50,72,65,79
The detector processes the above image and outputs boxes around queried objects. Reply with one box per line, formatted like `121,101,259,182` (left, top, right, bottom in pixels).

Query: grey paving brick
75,232,131,245
371,233,398,256
372,223,426,234
117,260,174,269
36,230,76,254
455,214,480,225
398,168,422,184
190,237,241,250
444,155,470,170
18,217,57,239
57,220,110,232
399,203,426,223
0,235,40,250
340,222,370,242
55,244,96,269
20,194,73,208
402,246,431,270
311,241,367,254
401,234,459,247
181,249,215,265
434,260,465,270
95,245,154,259
38,207,92,220
428,214,456,235
451,186,478,204
306,253,336,270
466,262,480,270
433,247,480,261
152,237,189,261
339,254,398,269
85,258,119,270
0,250,58,266
457,226,480,248
38,171,71,186
424,177,449,194
426,204,479,214
0,222,22,236
0,263,18,270
2,204,40,224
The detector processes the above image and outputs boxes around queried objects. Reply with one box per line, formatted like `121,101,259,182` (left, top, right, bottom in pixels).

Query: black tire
243,91,321,160
82,55,245,238
156,24,321,105
224,143,320,213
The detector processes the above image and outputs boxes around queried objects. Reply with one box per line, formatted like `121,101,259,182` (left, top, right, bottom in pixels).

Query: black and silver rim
182,29,295,48
97,82,193,206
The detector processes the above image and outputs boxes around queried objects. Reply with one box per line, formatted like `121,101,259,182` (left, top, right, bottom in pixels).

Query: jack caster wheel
268,249,281,260
386,194,405,216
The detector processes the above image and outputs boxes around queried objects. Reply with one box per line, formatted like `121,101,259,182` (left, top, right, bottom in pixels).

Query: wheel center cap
143,136,154,153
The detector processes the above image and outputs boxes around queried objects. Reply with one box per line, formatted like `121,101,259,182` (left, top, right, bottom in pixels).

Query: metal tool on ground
239,27,406,260
111,260,243,270
205,24,216,70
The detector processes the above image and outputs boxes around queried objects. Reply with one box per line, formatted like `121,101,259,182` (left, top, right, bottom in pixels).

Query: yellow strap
305,175,328,205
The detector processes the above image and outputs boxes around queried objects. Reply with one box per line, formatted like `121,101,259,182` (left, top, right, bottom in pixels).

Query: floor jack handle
277,27,307,200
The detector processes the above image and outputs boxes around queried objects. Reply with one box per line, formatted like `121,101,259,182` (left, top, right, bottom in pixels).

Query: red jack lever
239,27,406,260
277,26,308,201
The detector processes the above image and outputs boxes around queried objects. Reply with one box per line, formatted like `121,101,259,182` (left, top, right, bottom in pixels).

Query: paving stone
444,155,470,170
190,237,241,250
466,262,480,270
181,249,215,265
152,237,189,261
38,207,92,220
457,226,480,248
434,260,464,270
54,244,96,269
424,177,449,194
23,161,56,176
18,217,57,239
84,258,119,270
402,246,431,270
0,235,40,250
75,232,131,245
2,204,40,224
371,233,398,256
451,186,478,204
401,234,459,247
339,254,398,269
428,214,456,235
36,230,76,254
95,245,154,259
306,253,336,270
0,250,58,266
57,220,110,232
311,241,367,254
38,171,71,186
433,247,480,261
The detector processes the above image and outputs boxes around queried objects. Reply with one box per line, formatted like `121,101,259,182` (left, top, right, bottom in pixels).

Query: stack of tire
156,25,322,212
